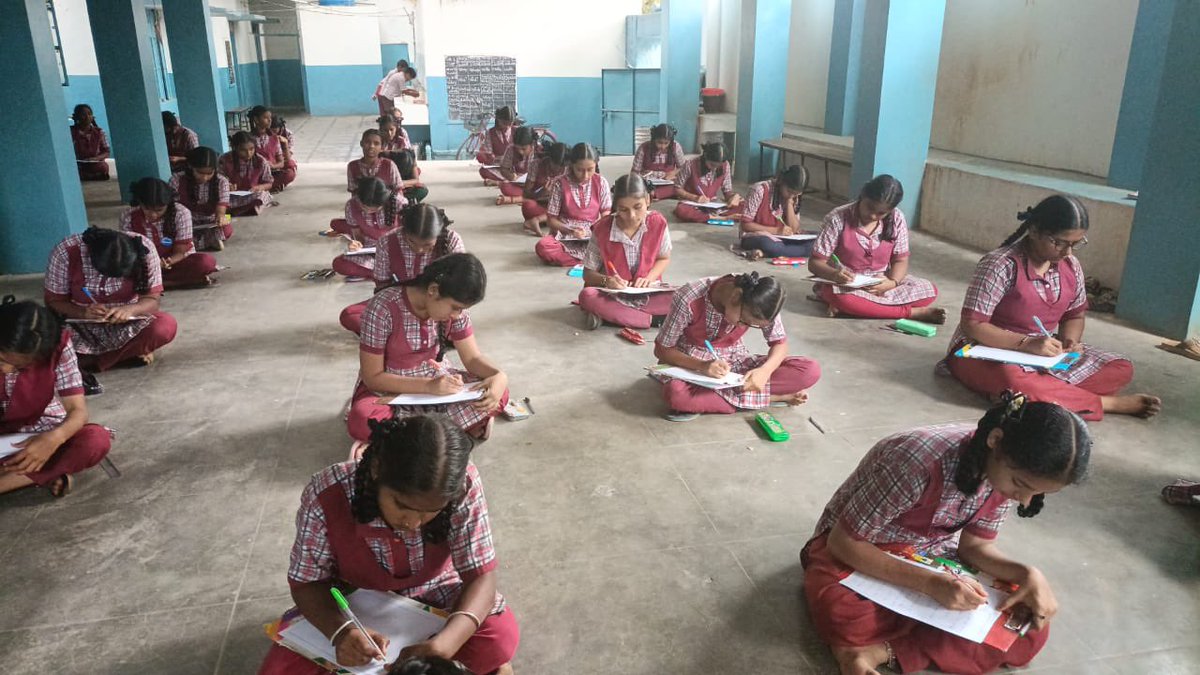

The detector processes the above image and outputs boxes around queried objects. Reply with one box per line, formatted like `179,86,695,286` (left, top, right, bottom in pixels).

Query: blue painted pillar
1117,1,1200,340
1107,0,1175,190
163,0,229,151
734,0,793,183
0,0,88,274
824,0,865,136
850,0,946,222
86,0,171,199
660,0,703,153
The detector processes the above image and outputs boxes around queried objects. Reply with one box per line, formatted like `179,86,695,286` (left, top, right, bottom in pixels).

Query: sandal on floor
48,474,73,499
82,372,104,397
1156,338,1200,362
665,411,700,423
1161,479,1200,506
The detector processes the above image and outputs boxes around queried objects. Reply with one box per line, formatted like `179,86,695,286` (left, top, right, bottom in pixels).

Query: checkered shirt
170,172,230,224
498,145,531,176
288,460,504,613
631,141,685,179
0,337,85,433
348,157,402,192
374,229,466,285
118,207,195,248
674,157,733,196
813,423,1012,556
654,277,787,409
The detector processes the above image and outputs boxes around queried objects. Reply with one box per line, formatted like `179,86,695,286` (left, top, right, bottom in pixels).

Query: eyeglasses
1042,233,1088,252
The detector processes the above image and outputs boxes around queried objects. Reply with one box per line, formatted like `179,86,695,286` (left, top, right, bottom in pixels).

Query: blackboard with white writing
444,55,517,122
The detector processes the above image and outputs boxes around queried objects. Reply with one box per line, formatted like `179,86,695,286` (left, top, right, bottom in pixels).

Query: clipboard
955,344,1080,372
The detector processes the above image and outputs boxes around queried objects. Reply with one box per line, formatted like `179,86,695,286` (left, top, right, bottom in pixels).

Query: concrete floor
1,114,1197,675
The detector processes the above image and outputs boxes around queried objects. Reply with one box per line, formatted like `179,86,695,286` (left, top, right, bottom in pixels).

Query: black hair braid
0,296,64,363
732,272,785,321
772,165,809,212
1001,207,1037,248
351,436,383,524
131,235,152,295
1001,195,1090,248
433,208,454,258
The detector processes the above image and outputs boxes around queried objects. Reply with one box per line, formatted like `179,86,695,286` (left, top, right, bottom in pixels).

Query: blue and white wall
416,0,643,155
211,0,267,113
296,5,385,115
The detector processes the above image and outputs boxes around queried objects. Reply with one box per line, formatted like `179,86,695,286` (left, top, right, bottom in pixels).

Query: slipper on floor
1156,338,1200,362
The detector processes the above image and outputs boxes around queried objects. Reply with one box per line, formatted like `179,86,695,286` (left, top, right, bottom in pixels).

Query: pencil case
893,319,937,338
771,257,808,266
567,265,584,278
707,219,736,226
755,412,789,442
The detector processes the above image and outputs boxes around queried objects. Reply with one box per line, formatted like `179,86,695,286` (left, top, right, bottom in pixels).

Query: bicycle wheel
456,132,482,161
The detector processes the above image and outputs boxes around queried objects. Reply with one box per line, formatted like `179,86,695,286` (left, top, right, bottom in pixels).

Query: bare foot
1102,393,1162,418
523,220,544,237
495,664,514,675
746,249,764,261
483,179,498,187
770,389,809,406
910,306,947,324
833,644,890,675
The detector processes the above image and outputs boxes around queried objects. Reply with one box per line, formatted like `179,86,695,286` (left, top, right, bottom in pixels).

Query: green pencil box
894,318,937,338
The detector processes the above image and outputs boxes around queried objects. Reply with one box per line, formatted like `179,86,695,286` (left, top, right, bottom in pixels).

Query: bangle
1017,335,1030,348
447,610,481,631
329,619,355,646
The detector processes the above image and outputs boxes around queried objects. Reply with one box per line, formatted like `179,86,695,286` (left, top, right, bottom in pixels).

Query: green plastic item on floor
894,318,938,338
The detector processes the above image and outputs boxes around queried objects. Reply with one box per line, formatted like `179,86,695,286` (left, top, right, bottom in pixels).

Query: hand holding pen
927,565,989,611
1024,315,1063,356
80,287,111,321
702,339,730,378
604,261,628,289
330,588,390,666
829,254,855,285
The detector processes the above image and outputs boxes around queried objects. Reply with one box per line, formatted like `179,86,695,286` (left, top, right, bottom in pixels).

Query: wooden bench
225,105,252,133
759,137,853,200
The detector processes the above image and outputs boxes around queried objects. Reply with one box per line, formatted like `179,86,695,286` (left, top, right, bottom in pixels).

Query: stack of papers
599,284,677,296
229,190,255,197
388,390,484,406
344,246,377,257
0,434,35,461
272,590,446,675
777,233,818,242
680,200,726,210
806,274,883,289
647,177,675,187
955,345,1079,371
650,365,744,390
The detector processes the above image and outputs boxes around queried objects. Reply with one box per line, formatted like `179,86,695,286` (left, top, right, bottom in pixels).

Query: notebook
229,190,255,197
599,284,677,296
266,590,447,675
805,274,883,289
954,344,1079,372
777,233,818,242
650,365,745,389
510,174,527,185
647,178,675,187
680,200,726,210
388,390,484,406
344,247,377,257
66,316,152,324
0,434,35,461
840,556,1024,651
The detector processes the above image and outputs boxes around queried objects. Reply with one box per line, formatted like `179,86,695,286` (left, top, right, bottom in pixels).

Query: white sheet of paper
481,164,500,169
558,236,590,242
388,389,484,406
510,174,527,185
652,365,745,390
680,200,726,209
777,233,818,242
344,246,377,257
0,433,36,460
806,274,883,289
960,345,1073,370
229,190,254,197
600,285,677,296
66,316,151,324
277,590,446,675
840,559,1007,644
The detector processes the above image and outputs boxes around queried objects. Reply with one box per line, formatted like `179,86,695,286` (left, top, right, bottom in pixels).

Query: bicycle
455,113,559,161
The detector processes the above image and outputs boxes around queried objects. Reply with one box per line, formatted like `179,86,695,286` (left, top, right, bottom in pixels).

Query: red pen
605,260,618,276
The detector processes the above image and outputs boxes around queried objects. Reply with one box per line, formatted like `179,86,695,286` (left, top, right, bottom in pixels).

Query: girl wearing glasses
651,272,821,421
945,195,1161,420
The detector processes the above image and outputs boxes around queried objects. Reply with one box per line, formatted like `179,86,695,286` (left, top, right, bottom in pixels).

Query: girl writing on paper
738,165,815,260
631,123,686,201
520,142,569,237
330,177,403,281
119,177,219,288
652,272,821,422
672,142,743,223
219,131,275,217
257,414,519,675
535,143,611,267
945,195,1160,420
808,175,944,322
578,174,673,331
349,129,403,193
492,127,537,205
161,111,199,172
348,254,508,446
802,394,1087,675
248,105,296,192
339,204,466,335
171,146,233,251
476,106,516,176
0,298,112,499
43,227,178,389
70,104,110,181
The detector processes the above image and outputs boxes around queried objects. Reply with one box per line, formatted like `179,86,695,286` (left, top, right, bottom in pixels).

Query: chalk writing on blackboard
444,55,517,122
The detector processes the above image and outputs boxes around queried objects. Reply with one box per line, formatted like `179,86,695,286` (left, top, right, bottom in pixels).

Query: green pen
830,254,843,269
330,587,386,661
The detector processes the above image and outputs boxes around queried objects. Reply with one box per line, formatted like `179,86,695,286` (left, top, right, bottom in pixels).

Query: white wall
56,0,98,75
716,0,741,111
930,0,1138,178
376,0,415,46
297,6,383,66
783,0,832,129
417,0,641,78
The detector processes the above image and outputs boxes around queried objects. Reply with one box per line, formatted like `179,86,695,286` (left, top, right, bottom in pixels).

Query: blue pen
704,340,718,358
1032,316,1052,338
81,287,97,304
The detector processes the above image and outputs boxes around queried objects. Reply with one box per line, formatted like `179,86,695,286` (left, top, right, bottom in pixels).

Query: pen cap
330,587,351,612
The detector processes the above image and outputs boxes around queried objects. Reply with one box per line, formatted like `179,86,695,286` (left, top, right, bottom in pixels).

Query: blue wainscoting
266,59,305,108
303,64,385,115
